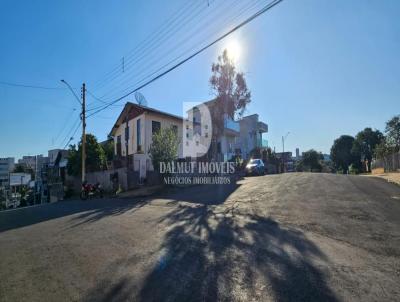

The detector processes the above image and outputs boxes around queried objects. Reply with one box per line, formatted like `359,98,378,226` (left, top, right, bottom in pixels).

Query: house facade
239,114,268,160
110,102,183,179
194,100,242,162
109,101,269,180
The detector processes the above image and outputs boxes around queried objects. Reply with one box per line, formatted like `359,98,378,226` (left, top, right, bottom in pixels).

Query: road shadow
84,191,337,301
0,197,146,233
157,182,241,205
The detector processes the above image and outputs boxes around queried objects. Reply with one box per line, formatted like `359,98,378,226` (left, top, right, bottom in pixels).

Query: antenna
135,91,148,107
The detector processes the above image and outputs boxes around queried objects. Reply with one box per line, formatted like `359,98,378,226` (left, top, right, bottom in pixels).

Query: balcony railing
257,121,268,133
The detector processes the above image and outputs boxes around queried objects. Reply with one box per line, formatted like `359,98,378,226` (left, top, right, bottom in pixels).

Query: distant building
296,148,300,158
48,149,68,165
18,155,49,176
0,157,15,187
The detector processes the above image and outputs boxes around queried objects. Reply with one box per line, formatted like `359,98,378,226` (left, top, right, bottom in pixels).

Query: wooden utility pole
125,116,129,188
81,83,86,183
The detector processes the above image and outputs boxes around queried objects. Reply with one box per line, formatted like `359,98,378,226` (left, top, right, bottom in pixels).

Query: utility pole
81,83,86,183
282,132,290,173
125,116,129,188
61,79,85,183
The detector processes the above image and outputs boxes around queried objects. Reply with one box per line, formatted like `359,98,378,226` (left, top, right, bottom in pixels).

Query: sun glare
226,39,241,61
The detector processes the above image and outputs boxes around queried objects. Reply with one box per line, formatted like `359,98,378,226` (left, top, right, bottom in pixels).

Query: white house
196,99,241,162
109,102,183,179
239,114,268,160
186,100,269,161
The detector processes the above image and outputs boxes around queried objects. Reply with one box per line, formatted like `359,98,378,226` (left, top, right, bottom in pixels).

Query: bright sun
226,39,241,61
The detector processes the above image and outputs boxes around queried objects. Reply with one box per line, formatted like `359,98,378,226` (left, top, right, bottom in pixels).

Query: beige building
109,102,183,178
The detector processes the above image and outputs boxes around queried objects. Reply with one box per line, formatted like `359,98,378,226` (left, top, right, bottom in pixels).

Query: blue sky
1,0,399,160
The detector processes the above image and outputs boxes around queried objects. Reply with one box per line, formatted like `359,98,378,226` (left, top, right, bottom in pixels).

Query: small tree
296,149,323,172
149,127,178,172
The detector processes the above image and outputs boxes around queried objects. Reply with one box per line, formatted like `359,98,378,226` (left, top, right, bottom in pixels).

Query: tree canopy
330,135,357,173
352,128,384,169
385,115,400,150
67,134,106,176
209,49,251,138
296,149,323,172
149,127,178,173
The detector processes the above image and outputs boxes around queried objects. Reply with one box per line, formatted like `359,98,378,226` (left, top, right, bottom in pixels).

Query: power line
90,0,203,89
62,120,82,149
98,0,240,100
52,108,78,146
100,0,264,101
59,116,81,148
88,0,283,118
0,80,69,90
86,90,124,111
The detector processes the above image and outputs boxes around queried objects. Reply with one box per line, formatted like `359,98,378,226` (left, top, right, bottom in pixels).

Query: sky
0,0,399,160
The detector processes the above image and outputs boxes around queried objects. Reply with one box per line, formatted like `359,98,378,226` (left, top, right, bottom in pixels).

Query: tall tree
385,115,400,150
67,134,106,176
209,49,251,157
330,135,358,173
352,128,384,171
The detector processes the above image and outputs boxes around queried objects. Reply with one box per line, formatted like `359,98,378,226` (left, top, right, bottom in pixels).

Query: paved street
0,173,400,301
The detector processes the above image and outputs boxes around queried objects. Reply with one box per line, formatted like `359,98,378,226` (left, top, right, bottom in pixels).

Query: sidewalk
368,172,400,186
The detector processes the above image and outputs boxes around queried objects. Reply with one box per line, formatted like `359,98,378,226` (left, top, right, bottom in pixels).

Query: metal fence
372,152,400,172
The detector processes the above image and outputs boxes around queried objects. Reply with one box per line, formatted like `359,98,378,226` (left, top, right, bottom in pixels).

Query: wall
113,111,183,158
66,167,140,192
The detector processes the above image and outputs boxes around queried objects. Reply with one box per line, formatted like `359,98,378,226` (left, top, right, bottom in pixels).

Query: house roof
109,102,183,136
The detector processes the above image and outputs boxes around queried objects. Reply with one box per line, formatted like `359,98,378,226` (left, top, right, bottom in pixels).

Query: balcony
257,121,268,133
224,117,240,134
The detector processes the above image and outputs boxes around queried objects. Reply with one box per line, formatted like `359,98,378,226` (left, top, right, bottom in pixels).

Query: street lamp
282,132,290,173
60,80,81,105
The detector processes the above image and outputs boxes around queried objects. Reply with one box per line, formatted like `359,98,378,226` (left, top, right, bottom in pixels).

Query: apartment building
0,157,15,187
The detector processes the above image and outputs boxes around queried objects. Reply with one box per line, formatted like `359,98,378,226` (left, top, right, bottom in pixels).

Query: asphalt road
0,173,399,301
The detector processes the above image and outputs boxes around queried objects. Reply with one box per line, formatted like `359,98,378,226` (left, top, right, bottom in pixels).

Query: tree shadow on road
0,198,146,232
84,188,338,301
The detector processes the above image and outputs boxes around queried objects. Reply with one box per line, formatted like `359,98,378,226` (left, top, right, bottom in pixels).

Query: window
116,135,122,156
171,125,178,135
137,119,141,151
125,125,129,142
152,121,161,135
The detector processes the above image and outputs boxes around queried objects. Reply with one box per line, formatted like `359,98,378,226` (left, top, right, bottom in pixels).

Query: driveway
0,173,399,301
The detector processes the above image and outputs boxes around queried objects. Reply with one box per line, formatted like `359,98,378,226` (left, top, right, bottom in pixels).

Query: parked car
245,159,265,176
